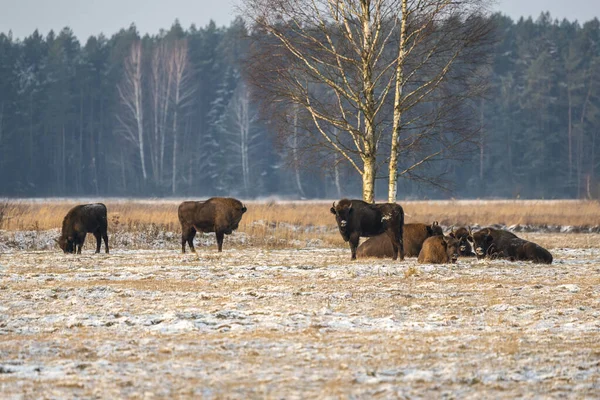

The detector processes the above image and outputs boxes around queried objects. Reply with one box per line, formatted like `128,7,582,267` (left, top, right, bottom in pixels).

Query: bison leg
181,225,196,253
102,231,109,254
93,231,102,253
349,233,360,260
386,228,404,261
216,231,224,252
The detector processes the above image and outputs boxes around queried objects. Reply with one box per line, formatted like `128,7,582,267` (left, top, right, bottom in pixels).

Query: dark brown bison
468,228,553,264
178,197,247,253
356,221,442,258
449,227,475,257
417,235,459,264
57,203,109,254
330,199,404,261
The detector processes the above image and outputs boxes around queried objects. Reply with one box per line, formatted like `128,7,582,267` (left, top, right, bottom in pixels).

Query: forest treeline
0,12,599,199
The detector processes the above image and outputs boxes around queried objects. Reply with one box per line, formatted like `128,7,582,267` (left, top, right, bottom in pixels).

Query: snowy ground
1,233,599,398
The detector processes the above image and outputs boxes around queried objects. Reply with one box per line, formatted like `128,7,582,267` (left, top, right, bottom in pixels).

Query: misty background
0,2,599,199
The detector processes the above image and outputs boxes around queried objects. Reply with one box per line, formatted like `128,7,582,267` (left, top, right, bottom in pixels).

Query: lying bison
330,199,404,261
417,235,459,264
57,203,109,254
449,227,475,257
468,227,552,264
178,197,247,253
356,221,442,259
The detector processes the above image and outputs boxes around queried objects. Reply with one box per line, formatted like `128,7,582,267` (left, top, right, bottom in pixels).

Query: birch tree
149,40,173,183
170,39,195,194
116,40,147,181
244,0,492,202
385,1,492,201
223,81,261,196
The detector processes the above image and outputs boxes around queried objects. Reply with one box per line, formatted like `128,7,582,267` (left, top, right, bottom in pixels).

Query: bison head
57,236,75,254
427,221,443,237
443,235,460,263
468,228,493,259
450,227,473,256
330,201,353,238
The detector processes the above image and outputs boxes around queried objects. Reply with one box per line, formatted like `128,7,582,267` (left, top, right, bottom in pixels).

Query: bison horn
332,201,336,208
433,221,439,226
348,203,352,210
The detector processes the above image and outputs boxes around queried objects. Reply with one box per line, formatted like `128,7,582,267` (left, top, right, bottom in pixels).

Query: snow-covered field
1,233,599,398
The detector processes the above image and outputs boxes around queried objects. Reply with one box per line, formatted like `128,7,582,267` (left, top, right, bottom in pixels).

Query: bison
57,203,109,254
449,227,475,257
468,227,553,264
356,221,442,259
330,199,404,261
417,235,459,264
178,197,247,253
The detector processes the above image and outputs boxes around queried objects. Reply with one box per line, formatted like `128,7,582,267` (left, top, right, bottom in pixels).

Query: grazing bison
57,203,109,254
330,199,404,261
449,227,475,257
356,221,442,259
417,235,459,264
178,197,247,253
468,228,552,264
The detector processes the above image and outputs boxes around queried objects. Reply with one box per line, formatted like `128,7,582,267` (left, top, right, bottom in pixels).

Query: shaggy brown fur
469,228,552,264
417,235,459,264
356,222,442,258
178,198,247,253
57,203,109,254
330,199,404,261
449,227,475,257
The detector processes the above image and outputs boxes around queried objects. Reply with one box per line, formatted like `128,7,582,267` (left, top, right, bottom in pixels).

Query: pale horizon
0,0,598,41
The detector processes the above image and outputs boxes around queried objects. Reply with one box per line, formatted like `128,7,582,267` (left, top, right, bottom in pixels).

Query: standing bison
330,199,404,261
57,203,109,254
468,227,553,264
417,235,459,264
178,197,247,253
356,221,442,258
449,227,475,257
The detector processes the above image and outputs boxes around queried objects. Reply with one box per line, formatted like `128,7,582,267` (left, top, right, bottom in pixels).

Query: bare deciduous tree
117,40,147,181
223,81,261,196
244,0,492,202
170,39,195,194
386,0,492,201
149,40,174,182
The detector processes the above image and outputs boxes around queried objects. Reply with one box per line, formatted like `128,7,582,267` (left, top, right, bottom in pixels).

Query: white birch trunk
241,86,250,194
361,0,377,204
292,104,305,197
333,128,342,198
170,40,194,194
388,0,408,203
117,41,147,181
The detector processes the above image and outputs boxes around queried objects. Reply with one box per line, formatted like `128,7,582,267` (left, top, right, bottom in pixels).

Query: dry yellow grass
1,199,599,249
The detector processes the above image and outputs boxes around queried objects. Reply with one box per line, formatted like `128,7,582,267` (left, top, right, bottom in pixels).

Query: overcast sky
0,0,598,41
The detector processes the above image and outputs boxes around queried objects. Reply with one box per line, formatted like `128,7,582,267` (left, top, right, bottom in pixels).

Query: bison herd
57,197,552,264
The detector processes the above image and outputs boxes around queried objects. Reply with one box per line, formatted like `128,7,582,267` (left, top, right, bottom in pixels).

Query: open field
0,236,599,398
1,200,600,397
